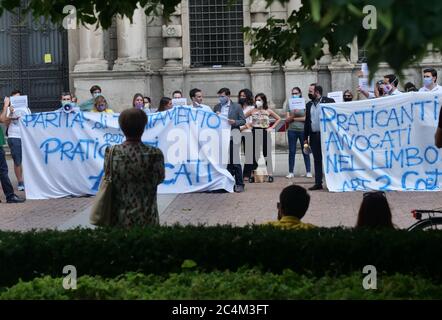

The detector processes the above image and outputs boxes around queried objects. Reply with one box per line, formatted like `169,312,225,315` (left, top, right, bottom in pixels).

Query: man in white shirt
189,88,213,113
419,68,442,93
1,90,31,191
383,74,403,95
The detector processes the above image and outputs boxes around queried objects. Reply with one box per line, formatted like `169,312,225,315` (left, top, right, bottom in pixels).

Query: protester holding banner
285,87,311,179
55,92,80,113
0,123,25,203
189,88,213,113
304,84,335,191
246,93,281,183
382,74,402,95
238,88,255,182
1,90,31,191
404,82,418,92
104,108,165,227
419,68,442,92
214,88,246,193
91,96,114,114
343,90,353,102
79,85,103,112
132,93,146,110
157,97,173,112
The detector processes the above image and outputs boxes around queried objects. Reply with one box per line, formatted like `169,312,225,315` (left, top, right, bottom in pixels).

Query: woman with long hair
245,93,281,183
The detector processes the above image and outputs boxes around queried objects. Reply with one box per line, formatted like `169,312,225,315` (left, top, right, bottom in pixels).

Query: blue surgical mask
93,92,102,98
292,95,300,99
423,77,433,87
134,102,144,109
96,104,106,112
383,84,393,94
219,96,229,105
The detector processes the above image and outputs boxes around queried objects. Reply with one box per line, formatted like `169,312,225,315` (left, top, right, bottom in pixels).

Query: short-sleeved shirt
285,102,305,131
6,106,31,139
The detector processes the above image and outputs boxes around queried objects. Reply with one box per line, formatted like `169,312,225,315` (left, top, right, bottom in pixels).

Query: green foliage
2,269,442,300
0,0,440,75
244,0,442,77
1,226,442,288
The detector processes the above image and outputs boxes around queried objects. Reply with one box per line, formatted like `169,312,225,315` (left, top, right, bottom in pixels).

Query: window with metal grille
189,0,244,67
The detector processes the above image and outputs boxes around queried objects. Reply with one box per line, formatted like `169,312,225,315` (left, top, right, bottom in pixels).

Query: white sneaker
306,172,313,178
286,173,294,179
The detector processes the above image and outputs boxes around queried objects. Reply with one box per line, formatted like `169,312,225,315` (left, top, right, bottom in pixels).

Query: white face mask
256,100,263,108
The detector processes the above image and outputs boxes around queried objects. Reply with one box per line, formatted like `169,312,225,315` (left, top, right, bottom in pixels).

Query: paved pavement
1,153,441,231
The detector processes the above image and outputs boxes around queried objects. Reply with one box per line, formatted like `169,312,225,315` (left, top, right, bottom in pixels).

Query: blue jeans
288,130,311,174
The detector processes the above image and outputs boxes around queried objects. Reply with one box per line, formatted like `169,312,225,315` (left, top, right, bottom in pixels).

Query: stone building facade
68,0,442,145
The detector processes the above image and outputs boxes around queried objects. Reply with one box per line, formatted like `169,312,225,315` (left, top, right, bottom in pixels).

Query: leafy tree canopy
1,0,441,76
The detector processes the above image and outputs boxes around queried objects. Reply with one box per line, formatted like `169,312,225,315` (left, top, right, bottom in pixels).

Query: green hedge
2,269,442,300
1,226,442,287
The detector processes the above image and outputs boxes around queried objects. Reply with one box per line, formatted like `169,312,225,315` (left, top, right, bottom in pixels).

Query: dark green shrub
0,226,441,287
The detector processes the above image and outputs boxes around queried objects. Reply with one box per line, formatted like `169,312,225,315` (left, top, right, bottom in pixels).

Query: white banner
320,92,442,192
20,106,235,199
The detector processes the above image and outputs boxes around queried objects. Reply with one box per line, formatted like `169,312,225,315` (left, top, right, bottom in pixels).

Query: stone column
248,0,276,106
283,0,317,98
73,23,108,72
317,40,332,94
160,4,185,97
113,5,149,71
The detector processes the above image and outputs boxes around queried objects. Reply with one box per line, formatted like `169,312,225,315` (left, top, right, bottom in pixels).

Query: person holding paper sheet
285,87,311,179
304,84,335,191
1,90,31,191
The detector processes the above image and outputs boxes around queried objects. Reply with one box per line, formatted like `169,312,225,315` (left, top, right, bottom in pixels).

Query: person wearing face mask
245,93,281,183
92,95,114,113
132,93,153,114
419,68,442,93
56,92,80,113
213,88,246,193
343,90,353,102
79,85,105,112
285,87,311,179
303,84,335,191
238,88,255,182
143,96,157,113
382,74,402,95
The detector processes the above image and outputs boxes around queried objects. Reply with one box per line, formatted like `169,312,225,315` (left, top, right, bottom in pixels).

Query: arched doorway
0,6,69,112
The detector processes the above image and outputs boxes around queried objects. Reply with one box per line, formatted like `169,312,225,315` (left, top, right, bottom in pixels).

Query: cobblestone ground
159,177,442,229
1,157,441,231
